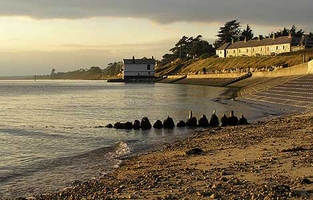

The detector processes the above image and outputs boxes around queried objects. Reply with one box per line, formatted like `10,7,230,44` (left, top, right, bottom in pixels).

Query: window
246,49,249,53
147,64,151,70
233,50,235,53
276,46,279,50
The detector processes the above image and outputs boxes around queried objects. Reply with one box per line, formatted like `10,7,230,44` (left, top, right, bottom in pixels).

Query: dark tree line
268,25,304,38
162,35,215,64
49,62,122,80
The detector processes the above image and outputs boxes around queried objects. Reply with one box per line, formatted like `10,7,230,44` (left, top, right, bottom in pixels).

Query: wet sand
31,111,313,200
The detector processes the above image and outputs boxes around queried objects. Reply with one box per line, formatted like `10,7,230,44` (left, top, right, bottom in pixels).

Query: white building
122,56,156,80
216,34,313,58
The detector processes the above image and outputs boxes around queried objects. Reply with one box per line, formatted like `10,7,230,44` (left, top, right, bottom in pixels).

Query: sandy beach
28,110,313,200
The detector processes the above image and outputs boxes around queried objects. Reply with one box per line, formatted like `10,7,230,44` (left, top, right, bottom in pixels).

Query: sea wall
252,62,309,77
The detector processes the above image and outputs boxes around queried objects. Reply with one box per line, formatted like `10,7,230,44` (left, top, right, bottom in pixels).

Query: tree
240,24,254,41
103,62,123,77
214,19,241,48
290,25,304,37
269,24,304,38
50,68,56,76
169,35,215,59
170,35,189,58
88,66,102,75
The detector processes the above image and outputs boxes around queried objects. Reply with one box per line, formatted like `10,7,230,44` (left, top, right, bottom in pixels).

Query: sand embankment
36,111,313,200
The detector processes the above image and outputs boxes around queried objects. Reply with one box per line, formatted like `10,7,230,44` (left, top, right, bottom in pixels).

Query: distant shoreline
0,76,34,80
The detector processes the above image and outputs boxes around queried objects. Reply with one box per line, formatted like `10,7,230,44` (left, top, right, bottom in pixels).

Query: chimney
152,56,154,60
288,32,292,38
244,37,247,43
272,33,276,40
258,35,261,41
231,38,234,44
132,56,135,63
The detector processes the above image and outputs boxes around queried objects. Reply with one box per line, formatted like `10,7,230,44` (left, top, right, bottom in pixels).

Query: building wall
226,49,238,57
217,50,226,58
123,63,155,78
252,45,267,56
224,43,291,57
237,47,252,57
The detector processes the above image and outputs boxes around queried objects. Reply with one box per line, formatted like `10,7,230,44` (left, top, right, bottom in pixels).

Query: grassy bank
156,49,313,76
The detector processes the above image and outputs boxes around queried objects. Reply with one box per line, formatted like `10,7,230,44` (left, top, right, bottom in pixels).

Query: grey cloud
0,0,312,29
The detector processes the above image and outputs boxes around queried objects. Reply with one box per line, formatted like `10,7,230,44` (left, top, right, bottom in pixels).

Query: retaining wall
252,63,309,77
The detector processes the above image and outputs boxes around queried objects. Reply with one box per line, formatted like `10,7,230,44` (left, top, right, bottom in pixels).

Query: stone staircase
241,74,313,110
220,72,252,87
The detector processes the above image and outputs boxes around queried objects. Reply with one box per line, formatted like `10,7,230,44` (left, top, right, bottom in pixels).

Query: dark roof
221,36,309,50
216,42,230,50
123,58,155,65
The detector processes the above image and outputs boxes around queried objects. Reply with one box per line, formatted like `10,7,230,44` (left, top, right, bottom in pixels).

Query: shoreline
30,110,313,199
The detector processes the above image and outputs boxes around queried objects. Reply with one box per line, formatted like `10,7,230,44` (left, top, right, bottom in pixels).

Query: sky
0,0,312,76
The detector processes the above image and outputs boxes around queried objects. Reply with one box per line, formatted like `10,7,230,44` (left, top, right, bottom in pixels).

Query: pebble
209,193,216,199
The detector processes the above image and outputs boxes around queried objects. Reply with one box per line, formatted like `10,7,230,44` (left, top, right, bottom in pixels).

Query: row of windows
225,45,289,54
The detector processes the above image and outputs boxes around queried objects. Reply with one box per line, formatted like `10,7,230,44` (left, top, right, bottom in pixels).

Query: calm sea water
0,80,284,198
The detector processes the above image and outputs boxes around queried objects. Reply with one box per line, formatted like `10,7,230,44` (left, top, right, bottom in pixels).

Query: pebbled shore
28,112,313,200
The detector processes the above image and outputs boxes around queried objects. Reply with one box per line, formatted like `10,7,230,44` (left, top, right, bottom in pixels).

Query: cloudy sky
0,0,312,76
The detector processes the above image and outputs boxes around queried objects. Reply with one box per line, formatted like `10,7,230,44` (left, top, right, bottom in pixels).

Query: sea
0,80,289,198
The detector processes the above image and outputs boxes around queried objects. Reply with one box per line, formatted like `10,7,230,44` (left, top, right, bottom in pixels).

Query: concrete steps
238,76,300,97
243,74,313,109
220,72,252,87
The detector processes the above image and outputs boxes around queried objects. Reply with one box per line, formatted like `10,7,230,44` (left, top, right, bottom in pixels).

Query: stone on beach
198,115,209,127
113,122,133,129
221,114,228,126
238,115,248,125
124,122,133,130
163,116,175,129
228,110,238,126
153,120,163,129
140,117,152,130
133,120,141,130
185,148,203,155
186,117,197,127
105,124,113,128
177,120,186,127
210,110,219,127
